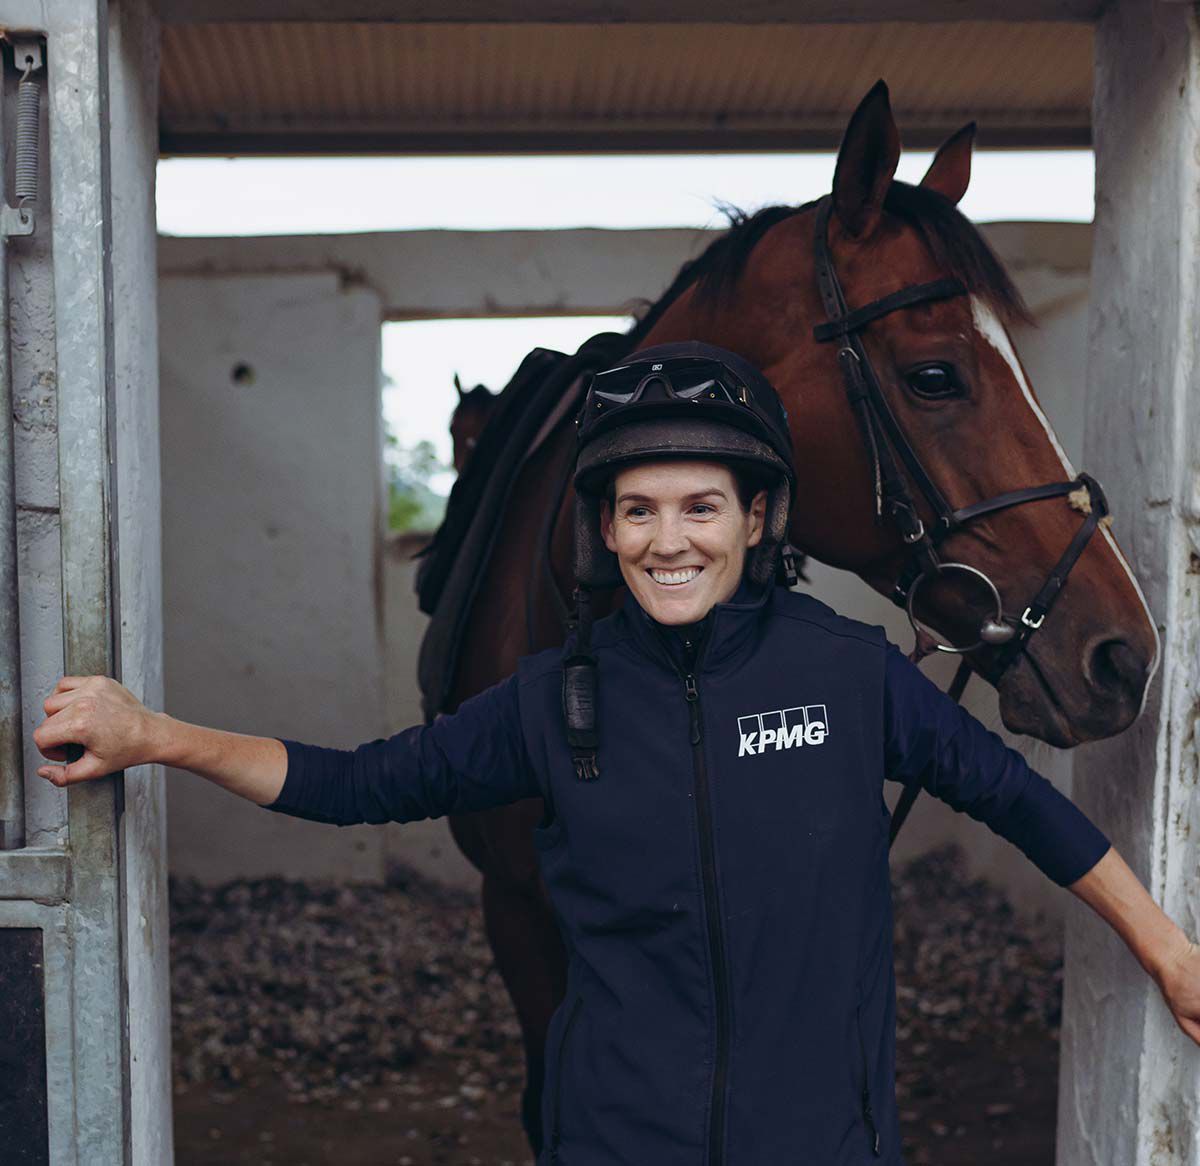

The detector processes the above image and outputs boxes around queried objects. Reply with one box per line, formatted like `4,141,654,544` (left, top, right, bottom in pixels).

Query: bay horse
440,82,1160,1156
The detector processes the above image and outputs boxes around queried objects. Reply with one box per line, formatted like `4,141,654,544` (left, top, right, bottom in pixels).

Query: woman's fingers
33,700,104,775
33,674,156,785
32,706,83,758
1179,1013,1200,1047
42,676,103,715
51,675,92,694
36,752,104,786
1157,941,1200,1048
42,689,76,714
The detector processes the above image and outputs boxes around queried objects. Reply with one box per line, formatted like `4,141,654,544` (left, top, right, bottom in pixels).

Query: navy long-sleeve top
267,588,1108,890
263,580,1109,1165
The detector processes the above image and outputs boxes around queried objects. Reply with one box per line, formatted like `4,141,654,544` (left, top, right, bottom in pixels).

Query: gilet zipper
685,671,733,1166
549,993,584,1161
855,1003,882,1156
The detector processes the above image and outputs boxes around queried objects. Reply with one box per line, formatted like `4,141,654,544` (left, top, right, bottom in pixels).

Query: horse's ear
832,80,901,238
920,122,976,206
453,372,465,400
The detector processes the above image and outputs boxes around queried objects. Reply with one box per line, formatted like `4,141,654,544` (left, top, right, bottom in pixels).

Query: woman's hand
33,675,165,785
1155,935,1200,1047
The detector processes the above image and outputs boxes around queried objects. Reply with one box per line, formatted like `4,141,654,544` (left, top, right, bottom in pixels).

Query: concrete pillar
1058,3,1200,1163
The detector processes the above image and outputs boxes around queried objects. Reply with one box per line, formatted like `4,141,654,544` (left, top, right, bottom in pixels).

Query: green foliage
384,427,450,533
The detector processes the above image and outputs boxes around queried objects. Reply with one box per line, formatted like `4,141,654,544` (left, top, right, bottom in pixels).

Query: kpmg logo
737,705,829,757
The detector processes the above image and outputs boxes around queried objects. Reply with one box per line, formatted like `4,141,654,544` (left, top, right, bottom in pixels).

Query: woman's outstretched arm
32,670,541,824
1067,845,1200,1045
34,675,287,805
882,641,1200,1048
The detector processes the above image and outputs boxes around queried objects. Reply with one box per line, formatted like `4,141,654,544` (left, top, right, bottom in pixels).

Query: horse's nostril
1089,638,1146,700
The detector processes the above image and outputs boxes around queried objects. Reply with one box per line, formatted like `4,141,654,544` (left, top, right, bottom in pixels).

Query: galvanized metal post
0,1,169,1162
0,55,24,853
0,36,37,852
42,3,132,1160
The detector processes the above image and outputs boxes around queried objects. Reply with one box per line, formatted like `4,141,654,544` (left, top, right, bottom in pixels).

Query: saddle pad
415,330,634,721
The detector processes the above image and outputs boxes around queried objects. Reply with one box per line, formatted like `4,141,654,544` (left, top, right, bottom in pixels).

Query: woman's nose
650,515,689,556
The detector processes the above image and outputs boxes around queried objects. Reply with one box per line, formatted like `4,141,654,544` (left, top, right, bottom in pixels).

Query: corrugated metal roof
160,22,1092,154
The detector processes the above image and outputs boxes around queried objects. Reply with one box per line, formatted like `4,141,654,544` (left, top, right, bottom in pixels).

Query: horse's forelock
882,182,1032,327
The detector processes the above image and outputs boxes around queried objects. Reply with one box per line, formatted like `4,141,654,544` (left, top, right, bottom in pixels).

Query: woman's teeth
649,567,702,586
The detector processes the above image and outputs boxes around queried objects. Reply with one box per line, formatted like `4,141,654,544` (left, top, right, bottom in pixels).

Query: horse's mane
627,180,1031,342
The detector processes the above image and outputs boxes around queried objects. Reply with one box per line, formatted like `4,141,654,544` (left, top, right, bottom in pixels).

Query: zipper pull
684,675,701,744
862,1090,881,1155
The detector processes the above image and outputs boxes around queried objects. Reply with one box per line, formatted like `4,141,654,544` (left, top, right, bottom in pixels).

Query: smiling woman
599,462,767,626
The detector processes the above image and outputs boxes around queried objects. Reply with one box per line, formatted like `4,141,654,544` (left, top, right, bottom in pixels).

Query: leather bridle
811,195,1109,673
809,195,1111,843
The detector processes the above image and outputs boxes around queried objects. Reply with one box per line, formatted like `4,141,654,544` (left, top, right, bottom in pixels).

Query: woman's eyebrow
617,488,728,506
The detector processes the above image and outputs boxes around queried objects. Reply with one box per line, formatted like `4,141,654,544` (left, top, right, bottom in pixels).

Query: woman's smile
648,566,704,587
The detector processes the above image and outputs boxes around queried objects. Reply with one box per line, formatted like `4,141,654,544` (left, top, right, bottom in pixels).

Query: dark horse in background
437,84,1160,1157
450,373,498,473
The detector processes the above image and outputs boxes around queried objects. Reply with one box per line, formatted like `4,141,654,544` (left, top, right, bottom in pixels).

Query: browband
812,278,966,342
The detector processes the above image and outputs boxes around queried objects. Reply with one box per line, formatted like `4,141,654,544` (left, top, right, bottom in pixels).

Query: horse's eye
903,362,964,400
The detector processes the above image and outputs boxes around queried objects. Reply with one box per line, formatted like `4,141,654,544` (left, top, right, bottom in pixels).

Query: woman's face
600,460,766,626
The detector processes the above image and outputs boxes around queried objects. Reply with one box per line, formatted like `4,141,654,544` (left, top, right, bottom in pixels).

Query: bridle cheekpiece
810,194,1110,681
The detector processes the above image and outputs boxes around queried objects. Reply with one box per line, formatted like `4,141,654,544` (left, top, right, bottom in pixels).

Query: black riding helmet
563,341,800,780
573,340,798,590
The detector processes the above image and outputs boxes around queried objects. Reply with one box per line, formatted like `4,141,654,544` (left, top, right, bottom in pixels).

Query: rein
809,195,1111,847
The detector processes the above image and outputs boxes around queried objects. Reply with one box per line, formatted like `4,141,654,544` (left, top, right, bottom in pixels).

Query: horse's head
450,373,497,473
640,82,1159,747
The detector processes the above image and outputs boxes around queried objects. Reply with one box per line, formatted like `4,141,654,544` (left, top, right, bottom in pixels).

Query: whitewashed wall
159,271,389,882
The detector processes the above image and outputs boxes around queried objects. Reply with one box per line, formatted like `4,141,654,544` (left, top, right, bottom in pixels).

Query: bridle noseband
810,194,1110,681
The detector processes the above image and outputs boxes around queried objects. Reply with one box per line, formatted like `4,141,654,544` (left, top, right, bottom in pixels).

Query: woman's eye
903,362,964,400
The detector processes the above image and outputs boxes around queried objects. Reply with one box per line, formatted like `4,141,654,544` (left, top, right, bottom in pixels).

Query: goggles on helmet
578,345,801,501
588,357,755,409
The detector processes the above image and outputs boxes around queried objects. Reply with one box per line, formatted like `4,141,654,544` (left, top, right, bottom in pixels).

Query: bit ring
905,562,1007,655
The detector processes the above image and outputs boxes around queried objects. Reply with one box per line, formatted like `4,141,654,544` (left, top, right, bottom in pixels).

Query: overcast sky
157,150,1094,490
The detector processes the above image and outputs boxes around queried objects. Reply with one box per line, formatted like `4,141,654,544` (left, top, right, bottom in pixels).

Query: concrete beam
1058,2,1200,1164
157,221,1090,322
158,1,1100,24
158,227,712,319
